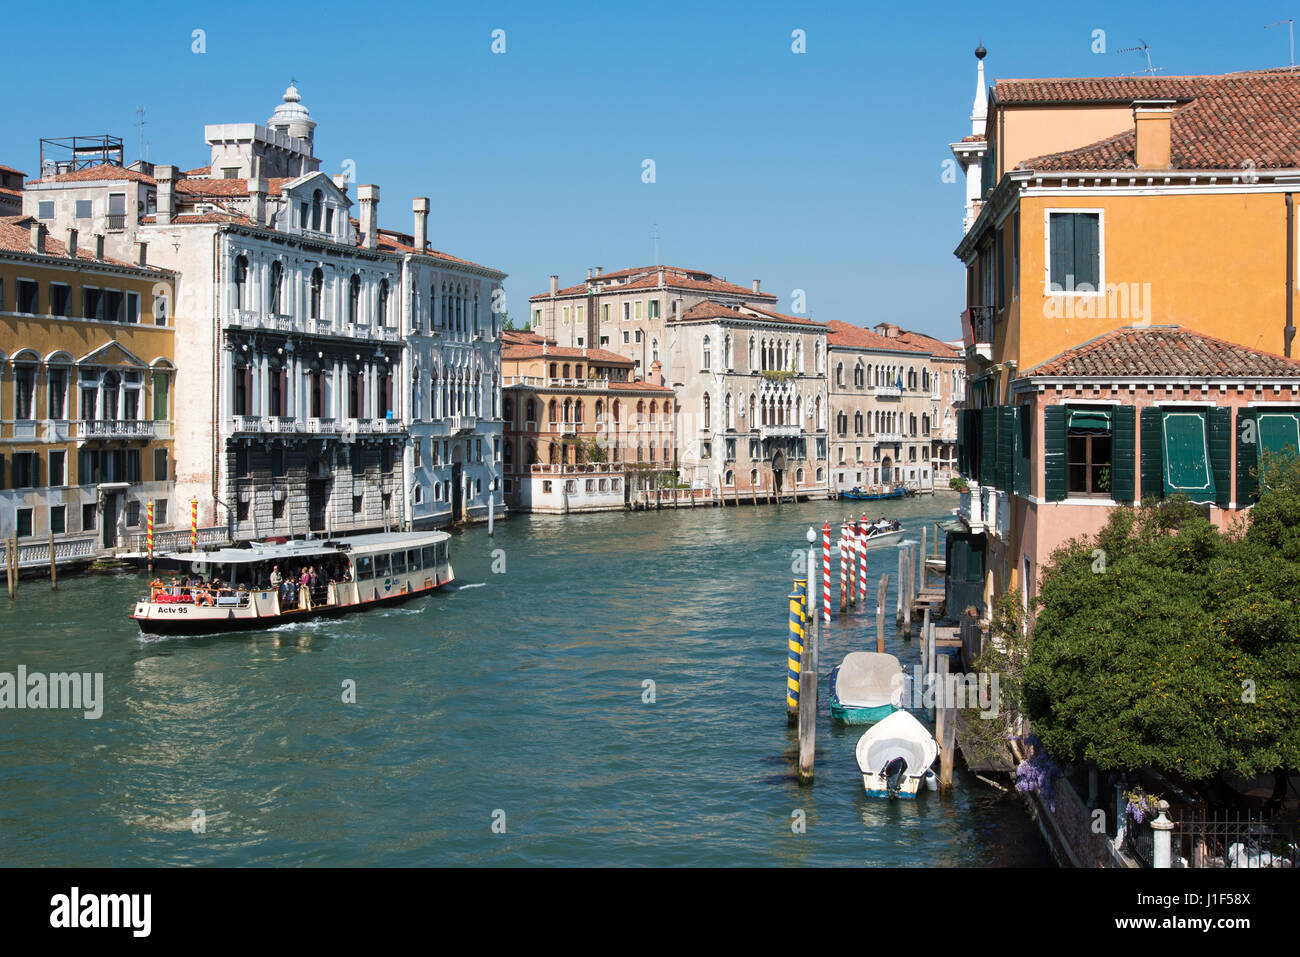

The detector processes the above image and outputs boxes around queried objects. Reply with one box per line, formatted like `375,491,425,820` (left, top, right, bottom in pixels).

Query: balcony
106,213,125,231
547,421,578,435
962,306,995,361
760,424,801,440
956,483,1009,538
873,385,902,398
447,416,477,434
77,419,158,439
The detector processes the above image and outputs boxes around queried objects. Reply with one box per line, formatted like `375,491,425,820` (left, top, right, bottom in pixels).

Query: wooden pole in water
798,589,818,784
902,544,914,639
49,529,57,590
875,573,888,653
939,655,956,794
927,615,937,721
896,545,905,624
935,653,949,756
5,539,12,600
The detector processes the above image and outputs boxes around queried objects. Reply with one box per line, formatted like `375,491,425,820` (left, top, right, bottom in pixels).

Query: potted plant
950,475,969,494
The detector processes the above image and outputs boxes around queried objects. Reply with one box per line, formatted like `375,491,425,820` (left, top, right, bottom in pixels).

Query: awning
1162,409,1215,504
1067,407,1112,433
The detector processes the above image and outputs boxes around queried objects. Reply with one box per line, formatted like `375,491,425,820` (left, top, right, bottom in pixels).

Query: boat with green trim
829,651,904,724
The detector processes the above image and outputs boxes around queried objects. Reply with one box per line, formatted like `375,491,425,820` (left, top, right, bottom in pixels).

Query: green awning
1258,412,1300,465
1067,407,1112,433
1162,409,1215,503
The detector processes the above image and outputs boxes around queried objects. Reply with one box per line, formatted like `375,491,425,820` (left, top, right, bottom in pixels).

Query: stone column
1151,801,1174,869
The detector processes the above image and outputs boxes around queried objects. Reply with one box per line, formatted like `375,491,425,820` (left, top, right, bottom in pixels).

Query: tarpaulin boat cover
855,710,938,778
835,652,903,709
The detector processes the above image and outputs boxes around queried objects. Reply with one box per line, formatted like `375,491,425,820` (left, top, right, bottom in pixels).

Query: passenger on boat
269,565,282,591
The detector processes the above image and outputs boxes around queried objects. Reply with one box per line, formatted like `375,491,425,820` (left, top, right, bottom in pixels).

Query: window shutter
996,227,1005,310
1111,405,1136,503
1208,406,1232,507
32,454,41,489
1074,213,1100,289
979,407,997,487
1236,408,1257,505
997,405,1016,491
1140,407,1164,501
1044,406,1067,501
1013,404,1031,497
1049,214,1073,290
0,454,5,491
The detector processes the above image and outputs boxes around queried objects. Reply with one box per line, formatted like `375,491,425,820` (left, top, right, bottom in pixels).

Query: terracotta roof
675,300,825,328
530,265,777,302
0,215,163,269
0,164,27,177
174,176,294,197
960,134,986,143
607,380,673,393
993,76,1206,106
1015,72,1300,171
0,186,20,199
182,166,211,176
502,329,549,345
502,343,632,363
28,163,156,186
140,211,255,226
827,320,917,351
1024,325,1300,377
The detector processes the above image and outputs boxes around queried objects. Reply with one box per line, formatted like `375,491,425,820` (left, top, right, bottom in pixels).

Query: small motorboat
830,652,904,724
859,521,903,549
840,486,907,501
855,710,938,799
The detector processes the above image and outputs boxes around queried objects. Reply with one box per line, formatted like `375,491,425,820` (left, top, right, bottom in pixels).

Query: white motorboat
855,709,938,799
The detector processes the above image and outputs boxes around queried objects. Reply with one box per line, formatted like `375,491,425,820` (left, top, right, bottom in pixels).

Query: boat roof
163,530,450,564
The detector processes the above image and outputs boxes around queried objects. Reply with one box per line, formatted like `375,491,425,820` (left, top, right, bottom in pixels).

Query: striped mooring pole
839,521,849,613
858,513,868,609
190,497,198,552
787,578,807,720
822,522,831,623
146,500,154,572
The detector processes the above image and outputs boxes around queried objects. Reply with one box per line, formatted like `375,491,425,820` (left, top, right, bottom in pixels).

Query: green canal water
0,492,1050,866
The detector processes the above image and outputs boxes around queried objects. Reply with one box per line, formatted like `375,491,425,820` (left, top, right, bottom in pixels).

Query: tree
1023,457,1300,781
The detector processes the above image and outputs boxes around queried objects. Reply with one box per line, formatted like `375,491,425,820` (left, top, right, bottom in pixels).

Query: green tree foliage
1023,456,1300,780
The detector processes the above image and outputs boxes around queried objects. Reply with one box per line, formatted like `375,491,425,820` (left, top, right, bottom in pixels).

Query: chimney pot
587,267,593,280
30,222,47,254
65,227,78,258
358,184,380,249
156,164,177,226
549,274,559,297
413,196,429,252
657,268,665,286
752,279,761,294
248,177,267,226
332,174,349,194
1133,100,1175,170
94,234,105,259
595,266,602,275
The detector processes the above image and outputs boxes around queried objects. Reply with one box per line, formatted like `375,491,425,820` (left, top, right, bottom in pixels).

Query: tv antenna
134,106,147,163
1267,19,1295,72
1117,40,1163,76
652,223,660,265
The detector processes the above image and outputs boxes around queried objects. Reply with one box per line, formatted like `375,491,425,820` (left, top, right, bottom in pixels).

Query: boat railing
147,582,253,607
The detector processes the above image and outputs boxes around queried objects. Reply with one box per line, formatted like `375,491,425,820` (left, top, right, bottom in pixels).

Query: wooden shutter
1013,405,1031,497
1140,407,1164,501
979,407,997,487
1049,214,1073,290
1074,213,1100,289
997,405,1016,491
0,454,5,491
1111,405,1136,503
956,408,968,477
1208,406,1232,507
996,226,1005,310
1236,408,1257,505
1044,405,1067,501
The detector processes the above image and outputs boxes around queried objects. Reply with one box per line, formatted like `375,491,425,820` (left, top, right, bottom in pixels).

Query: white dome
268,82,316,141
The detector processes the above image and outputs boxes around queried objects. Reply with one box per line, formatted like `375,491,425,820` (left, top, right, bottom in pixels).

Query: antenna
1267,19,1295,72
652,223,660,265
134,106,147,163
1116,39,1163,76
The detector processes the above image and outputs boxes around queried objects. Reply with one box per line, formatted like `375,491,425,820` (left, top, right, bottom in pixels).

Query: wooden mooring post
5,538,13,600
875,573,889,653
49,530,57,590
937,654,956,793
798,593,818,784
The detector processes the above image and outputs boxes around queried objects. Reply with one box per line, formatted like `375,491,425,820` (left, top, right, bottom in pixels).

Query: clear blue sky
4,0,1293,340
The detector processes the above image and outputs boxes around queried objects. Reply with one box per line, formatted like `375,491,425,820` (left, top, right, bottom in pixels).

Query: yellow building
0,216,176,562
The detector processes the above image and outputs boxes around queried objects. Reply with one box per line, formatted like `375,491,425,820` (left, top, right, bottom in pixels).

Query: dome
268,82,316,141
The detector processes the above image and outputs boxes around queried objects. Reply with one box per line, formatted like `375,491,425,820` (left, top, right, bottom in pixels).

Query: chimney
413,197,429,252
549,274,559,297
94,234,105,259
595,266,602,275
752,279,761,294
358,184,379,249
657,267,665,286
65,228,78,258
1133,100,1175,170
30,222,47,254
587,267,593,280
248,177,267,226
156,165,177,225
332,173,349,195
136,241,148,266
650,359,664,387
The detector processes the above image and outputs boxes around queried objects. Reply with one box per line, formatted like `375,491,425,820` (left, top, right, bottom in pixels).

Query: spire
971,42,988,137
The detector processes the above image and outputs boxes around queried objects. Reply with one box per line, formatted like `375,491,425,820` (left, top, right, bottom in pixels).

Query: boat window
407,549,420,570
357,555,373,580
437,542,446,565
391,551,407,574
374,553,390,577
421,545,437,567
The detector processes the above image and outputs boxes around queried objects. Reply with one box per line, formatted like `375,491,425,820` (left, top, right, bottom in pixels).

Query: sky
3,0,1296,341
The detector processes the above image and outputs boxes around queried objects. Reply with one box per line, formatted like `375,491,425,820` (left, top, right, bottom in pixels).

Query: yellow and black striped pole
787,578,807,722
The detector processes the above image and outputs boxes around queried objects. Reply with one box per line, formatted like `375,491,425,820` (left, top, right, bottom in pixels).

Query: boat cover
855,710,938,778
835,652,903,709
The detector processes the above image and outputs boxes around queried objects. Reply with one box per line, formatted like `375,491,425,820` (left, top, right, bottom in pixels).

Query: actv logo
49,887,151,938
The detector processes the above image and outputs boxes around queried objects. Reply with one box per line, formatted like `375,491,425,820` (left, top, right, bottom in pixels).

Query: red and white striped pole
858,512,868,609
822,522,831,623
839,521,848,613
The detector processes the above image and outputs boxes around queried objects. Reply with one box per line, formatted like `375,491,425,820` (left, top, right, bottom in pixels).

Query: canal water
0,493,1050,866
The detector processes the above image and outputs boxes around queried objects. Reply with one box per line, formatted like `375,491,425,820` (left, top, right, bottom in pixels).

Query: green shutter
1044,405,1067,501
956,408,968,477
1208,407,1232,508
1140,407,1164,502
997,405,1016,491
1049,214,1073,290
1111,405,1136,503
1237,408,1258,504
1074,213,1100,289
1163,409,1215,503
1258,411,1300,471
979,407,997,487
1013,405,1031,497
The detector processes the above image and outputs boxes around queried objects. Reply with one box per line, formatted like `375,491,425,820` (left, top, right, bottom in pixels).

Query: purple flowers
1014,735,1061,812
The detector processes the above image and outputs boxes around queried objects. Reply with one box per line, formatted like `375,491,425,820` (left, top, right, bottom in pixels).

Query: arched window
378,279,390,327
749,336,756,371
652,338,659,362
310,267,323,321
724,392,733,430
549,398,558,424
526,398,536,423
234,255,248,310
348,274,360,324
311,189,323,231
702,335,712,370
853,362,864,389
268,260,283,314
703,392,711,430
835,362,844,387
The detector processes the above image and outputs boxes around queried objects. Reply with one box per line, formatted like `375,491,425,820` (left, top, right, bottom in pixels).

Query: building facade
0,216,176,557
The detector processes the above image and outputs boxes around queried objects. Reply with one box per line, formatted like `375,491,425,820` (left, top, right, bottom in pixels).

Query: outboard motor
882,756,908,798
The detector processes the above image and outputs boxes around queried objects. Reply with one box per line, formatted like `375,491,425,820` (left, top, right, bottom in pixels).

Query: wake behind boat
130,530,453,636
855,710,938,799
